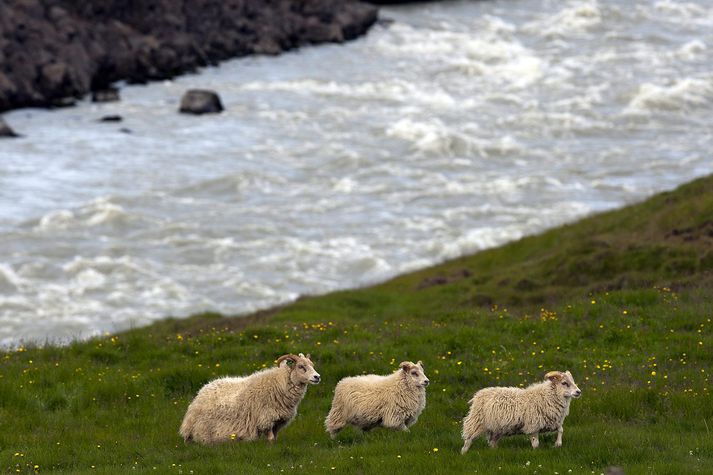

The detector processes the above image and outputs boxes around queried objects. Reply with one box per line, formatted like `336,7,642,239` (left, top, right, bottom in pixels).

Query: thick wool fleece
461,379,573,452
325,369,426,435
180,365,308,444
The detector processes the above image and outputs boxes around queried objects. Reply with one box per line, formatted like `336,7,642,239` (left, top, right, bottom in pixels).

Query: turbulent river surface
2,0,713,346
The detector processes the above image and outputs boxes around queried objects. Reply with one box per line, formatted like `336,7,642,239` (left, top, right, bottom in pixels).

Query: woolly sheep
179,353,320,444
461,370,581,453
325,360,429,438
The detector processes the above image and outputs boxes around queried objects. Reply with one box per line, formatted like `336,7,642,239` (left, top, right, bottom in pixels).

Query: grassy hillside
2,176,713,474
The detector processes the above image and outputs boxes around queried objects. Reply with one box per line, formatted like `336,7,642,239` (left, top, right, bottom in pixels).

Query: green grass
3,176,713,474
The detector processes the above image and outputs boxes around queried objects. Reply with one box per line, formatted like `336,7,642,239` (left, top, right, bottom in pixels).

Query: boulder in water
0,117,19,138
99,115,123,122
50,97,77,108
92,88,121,103
179,89,224,115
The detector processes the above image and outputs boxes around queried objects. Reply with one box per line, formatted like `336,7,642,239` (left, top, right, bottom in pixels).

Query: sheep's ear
565,370,572,376
400,361,411,372
305,353,311,360
417,360,424,369
298,353,305,358
545,371,561,382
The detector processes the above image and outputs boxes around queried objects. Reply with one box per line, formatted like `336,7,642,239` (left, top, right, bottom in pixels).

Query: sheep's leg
269,418,288,442
461,437,475,454
361,421,379,432
328,427,343,439
529,433,539,449
383,412,408,431
325,408,347,439
461,424,484,454
554,425,563,447
245,427,260,441
488,433,501,448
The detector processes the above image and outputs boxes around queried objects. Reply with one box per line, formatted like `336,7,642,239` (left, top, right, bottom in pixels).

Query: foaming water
2,0,713,345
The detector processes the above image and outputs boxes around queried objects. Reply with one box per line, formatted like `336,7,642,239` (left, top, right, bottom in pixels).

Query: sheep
325,360,429,438
461,370,581,453
179,353,320,444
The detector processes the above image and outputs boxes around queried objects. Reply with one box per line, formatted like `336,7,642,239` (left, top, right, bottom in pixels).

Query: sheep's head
400,360,430,389
277,353,320,386
545,370,581,399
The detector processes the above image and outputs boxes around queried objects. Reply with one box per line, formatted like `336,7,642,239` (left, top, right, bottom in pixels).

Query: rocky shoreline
0,0,378,112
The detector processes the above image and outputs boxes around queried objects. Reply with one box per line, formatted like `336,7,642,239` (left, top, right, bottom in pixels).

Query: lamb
179,353,320,444
461,370,581,453
325,360,429,438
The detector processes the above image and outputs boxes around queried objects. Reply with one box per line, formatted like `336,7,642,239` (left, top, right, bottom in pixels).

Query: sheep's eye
562,382,569,387
411,371,418,376
298,365,305,371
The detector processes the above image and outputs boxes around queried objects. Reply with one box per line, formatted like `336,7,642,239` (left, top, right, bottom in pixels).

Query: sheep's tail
325,389,347,438
179,407,196,443
325,405,344,432
461,400,485,440
462,400,485,453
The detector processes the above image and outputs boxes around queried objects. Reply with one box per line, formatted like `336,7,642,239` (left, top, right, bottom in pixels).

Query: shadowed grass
2,176,713,473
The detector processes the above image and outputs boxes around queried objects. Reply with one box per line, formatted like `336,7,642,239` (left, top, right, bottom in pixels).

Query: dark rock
0,0,379,112
470,294,494,307
39,62,72,97
367,0,437,3
92,88,120,103
119,127,132,134
252,37,284,56
417,268,472,289
50,97,77,108
179,89,224,115
99,115,122,122
515,278,538,291
0,116,19,138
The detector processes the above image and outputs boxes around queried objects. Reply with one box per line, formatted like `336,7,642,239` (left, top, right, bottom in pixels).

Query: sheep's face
278,353,321,386
400,360,430,389
546,370,581,399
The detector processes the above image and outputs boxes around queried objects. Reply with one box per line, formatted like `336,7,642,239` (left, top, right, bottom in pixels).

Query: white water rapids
1,0,713,345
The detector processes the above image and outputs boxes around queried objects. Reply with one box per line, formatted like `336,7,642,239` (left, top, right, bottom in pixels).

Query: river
1,0,712,345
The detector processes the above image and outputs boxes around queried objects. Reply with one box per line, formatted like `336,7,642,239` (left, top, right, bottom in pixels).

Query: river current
1,0,712,345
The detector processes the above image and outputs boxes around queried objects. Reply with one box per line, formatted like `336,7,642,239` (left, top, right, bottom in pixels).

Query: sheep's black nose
423,380,430,387
313,375,321,382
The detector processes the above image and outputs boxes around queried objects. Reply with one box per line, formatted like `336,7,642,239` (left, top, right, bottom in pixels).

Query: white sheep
461,370,581,453
179,353,320,444
325,360,429,438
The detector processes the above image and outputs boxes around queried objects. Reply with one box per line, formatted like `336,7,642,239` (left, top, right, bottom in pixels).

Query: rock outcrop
0,0,379,112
